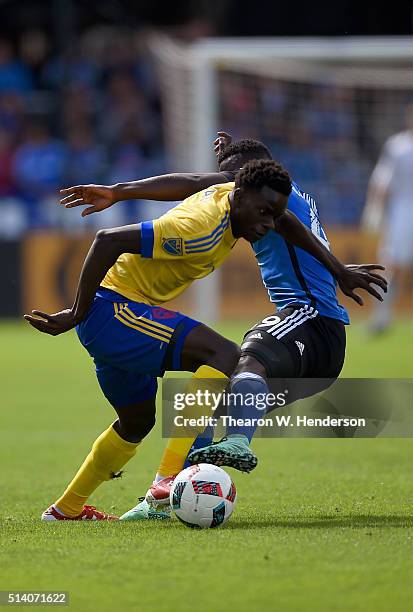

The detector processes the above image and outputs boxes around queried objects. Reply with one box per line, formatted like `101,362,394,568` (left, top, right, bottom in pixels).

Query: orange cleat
41,504,118,521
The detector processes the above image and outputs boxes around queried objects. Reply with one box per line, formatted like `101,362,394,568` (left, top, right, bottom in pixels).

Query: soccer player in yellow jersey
50,134,387,522
26,137,386,521
25,159,294,520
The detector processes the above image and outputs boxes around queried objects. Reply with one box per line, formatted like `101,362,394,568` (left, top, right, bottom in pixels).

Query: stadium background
0,0,412,319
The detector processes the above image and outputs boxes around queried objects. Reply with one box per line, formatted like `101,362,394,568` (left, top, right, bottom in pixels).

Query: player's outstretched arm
275,210,387,305
60,172,234,217
24,225,142,335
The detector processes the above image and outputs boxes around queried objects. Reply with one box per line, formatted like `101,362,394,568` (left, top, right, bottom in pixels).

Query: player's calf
187,371,268,473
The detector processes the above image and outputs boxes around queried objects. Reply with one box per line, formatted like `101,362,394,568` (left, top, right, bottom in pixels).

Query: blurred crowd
1,26,412,236
219,72,411,224
0,27,166,237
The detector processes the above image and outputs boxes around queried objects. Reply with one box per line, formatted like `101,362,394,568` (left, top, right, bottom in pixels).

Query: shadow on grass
228,515,413,530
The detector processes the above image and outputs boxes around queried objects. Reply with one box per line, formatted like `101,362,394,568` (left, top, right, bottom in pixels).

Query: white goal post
150,35,413,322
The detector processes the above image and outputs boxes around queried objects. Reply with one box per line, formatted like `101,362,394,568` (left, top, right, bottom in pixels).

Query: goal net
150,36,413,321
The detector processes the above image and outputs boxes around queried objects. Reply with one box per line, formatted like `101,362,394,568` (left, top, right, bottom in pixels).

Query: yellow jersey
101,182,237,305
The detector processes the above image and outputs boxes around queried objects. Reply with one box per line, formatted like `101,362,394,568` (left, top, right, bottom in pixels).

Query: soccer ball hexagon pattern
170,463,237,529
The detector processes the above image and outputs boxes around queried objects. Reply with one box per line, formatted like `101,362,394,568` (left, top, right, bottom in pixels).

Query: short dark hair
235,159,292,197
218,138,272,170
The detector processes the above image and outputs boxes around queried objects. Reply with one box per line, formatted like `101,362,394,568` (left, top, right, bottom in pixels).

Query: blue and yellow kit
76,183,237,407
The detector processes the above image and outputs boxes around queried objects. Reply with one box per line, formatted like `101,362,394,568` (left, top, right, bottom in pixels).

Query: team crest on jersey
162,238,183,256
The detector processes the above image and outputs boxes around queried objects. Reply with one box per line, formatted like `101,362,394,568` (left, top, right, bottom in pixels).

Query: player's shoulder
182,182,231,213
160,183,232,236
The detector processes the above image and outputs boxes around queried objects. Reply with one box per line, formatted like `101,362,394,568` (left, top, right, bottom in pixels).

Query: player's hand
213,131,232,157
337,264,388,306
59,184,116,217
23,308,80,336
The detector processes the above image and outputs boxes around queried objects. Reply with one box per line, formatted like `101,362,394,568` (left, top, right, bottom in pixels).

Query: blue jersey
252,182,349,324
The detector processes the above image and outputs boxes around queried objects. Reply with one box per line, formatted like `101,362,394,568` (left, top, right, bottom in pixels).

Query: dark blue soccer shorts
76,288,201,407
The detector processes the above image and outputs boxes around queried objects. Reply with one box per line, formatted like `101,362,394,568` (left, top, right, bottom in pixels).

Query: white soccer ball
170,463,237,529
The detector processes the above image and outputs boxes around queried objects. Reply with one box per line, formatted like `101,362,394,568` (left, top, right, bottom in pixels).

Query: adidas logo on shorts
249,332,263,340
295,340,305,356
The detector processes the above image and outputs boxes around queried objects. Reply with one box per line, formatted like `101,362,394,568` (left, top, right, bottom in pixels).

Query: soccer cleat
187,435,258,473
119,498,171,521
145,475,177,508
41,504,118,521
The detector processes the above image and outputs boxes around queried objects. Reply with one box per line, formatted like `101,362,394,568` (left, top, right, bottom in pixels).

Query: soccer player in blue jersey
187,136,352,472
60,133,387,520
187,135,387,474
186,135,385,474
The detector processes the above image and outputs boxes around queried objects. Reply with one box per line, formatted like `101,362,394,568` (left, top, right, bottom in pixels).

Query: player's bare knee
233,353,267,378
204,339,240,376
181,324,240,375
120,414,155,443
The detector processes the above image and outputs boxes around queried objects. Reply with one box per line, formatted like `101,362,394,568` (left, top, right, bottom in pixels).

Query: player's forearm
112,172,232,202
70,236,120,322
71,225,141,322
275,211,345,278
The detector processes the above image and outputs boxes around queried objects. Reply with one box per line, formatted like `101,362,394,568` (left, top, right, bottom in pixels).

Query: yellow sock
55,424,139,517
157,365,228,478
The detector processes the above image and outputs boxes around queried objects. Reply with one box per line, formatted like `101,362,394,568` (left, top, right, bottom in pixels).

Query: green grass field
1,319,413,611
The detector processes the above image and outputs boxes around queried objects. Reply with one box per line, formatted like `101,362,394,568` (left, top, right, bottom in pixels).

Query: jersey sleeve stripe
185,219,230,252
185,227,228,253
184,212,229,245
141,221,154,258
